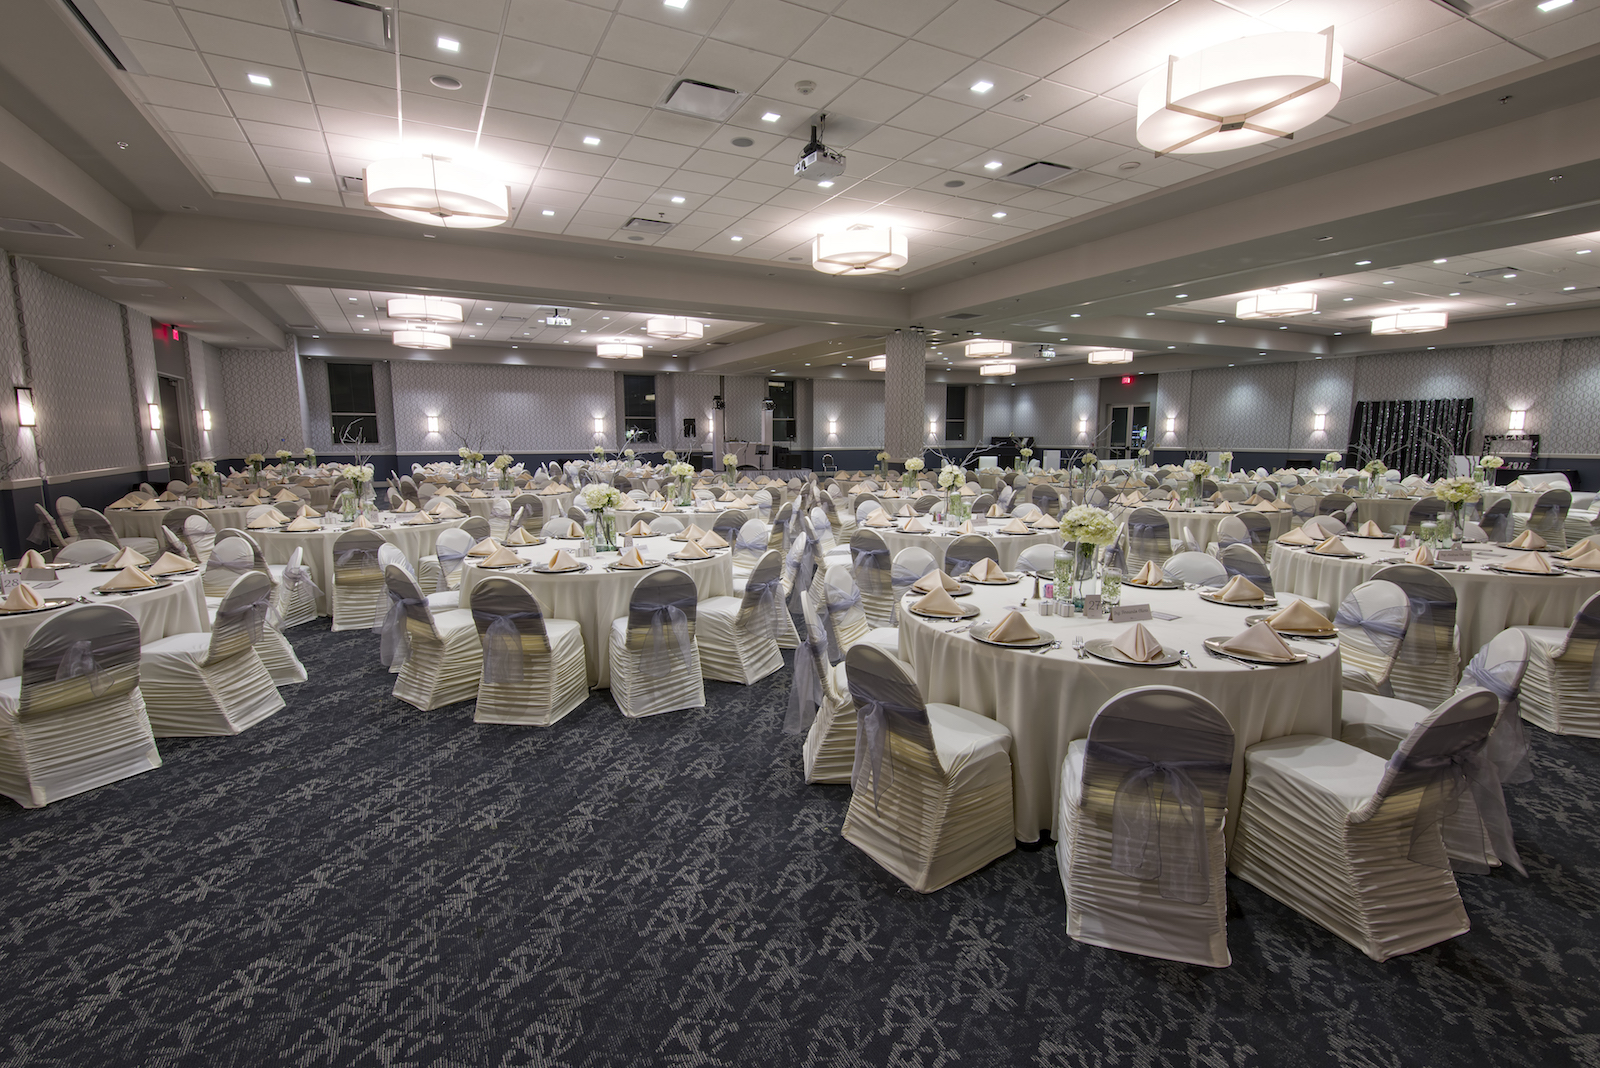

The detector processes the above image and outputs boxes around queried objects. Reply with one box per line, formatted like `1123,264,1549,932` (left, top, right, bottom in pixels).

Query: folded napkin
148,551,197,575
285,516,321,532
675,539,711,559
99,565,156,591
1507,528,1547,550
880,489,900,499
1314,536,1354,556
158,490,180,502
505,526,533,545
1112,622,1163,661
136,498,165,511
1213,501,1236,513
912,585,963,618
697,530,729,549
1209,492,1223,503
1031,514,1058,529
0,584,44,612
467,545,515,569
1279,527,1316,546
1000,518,1030,534
959,484,977,496
1221,621,1296,662
356,514,379,530
468,537,501,557
1166,499,1188,512
1562,543,1600,568
1407,544,1436,566
404,513,436,525
195,498,216,509
624,520,651,537
243,491,265,504
955,519,973,534
433,502,463,520
538,485,563,495
1266,600,1333,633
1216,575,1267,602
678,523,708,542
1501,550,1554,574
110,493,143,509
967,557,1007,583
1131,561,1165,586
718,491,736,503
865,510,891,528
108,546,149,568
1168,491,1181,504
903,516,930,534
985,609,1040,644
19,549,48,570
617,547,648,568
274,489,300,504
897,504,916,518
1356,520,1385,537
464,489,485,499
660,502,679,513
695,502,718,512
987,504,1006,517
454,483,472,493
544,548,580,570
912,569,963,594
248,509,288,530
649,491,665,501
1245,494,1263,506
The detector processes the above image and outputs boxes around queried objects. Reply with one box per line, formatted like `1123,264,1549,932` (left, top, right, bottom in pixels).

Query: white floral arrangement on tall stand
937,463,967,522
339,463,376,519
582,483,624,551
1322,450,1342,475
1056,504,1118,608
1077,452,1098,491
1478,454,1504,487
670,461,695,505
901,456,924,490
1433,476,1481,549
1218,451,1233,478
492,453,516,491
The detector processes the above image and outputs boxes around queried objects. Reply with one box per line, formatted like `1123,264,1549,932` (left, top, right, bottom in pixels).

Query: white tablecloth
107,504,260,540
900,582,1342,843
1351,497,1425,530
1270,542,1600,656
0,569,209,677
1147,508,1292,549
878,525,1060,571
457,534,734,689
252,519,466,615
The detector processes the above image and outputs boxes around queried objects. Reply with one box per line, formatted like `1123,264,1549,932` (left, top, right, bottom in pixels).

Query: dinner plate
609,561,660,571
1124,578,1183,590
1202,635,1307,665
909,583,972,598
1305,549,1362,559
1083,638,1182,667
529,563,589,574
0,599,76,615
970,621,1055,648
1243,612,1337,638
1558,560,1600,571
476,561,525,570
1486,564,1568,577
908,602,981,621
91,562,153,571
961,573,1020,586
1345,534,1392,540
1198,591,1279,608
993,530,1039,536
1496,543,1559,553
93,579,175,595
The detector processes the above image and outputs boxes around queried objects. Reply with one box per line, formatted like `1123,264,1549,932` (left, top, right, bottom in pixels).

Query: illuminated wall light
596,342,644,359
16,387,35,428
1313,412,1326,432
148,402,162,430
1078,417,1088,433
977,362,1016,376
1086,348,1133,364
593,417,605,433
829,418,839,435
1508,409,1526,432
1165,416,1177,433
426,414,440,434
201,409,212,431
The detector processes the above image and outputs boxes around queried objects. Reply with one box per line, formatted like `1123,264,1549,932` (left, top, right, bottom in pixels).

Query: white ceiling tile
792,17,904,76
193,154,268,179
915,0,1039,59
988,79,1093,125
1050,137,1125,170
566,223,622,239
563,94,652,135
237,119,325,151
593,176,659,202
523,182,591,208
252,144,333,170
846,125,933,158
1337,60,1397,99
1409,42,1541,96
180,10,300,67
737,159,799,185
396,14,501,72
632,110,719,145
683,147,757,177
581,195,646,218
769,186,833,209
496,39,593,91
308,74,396,117
508,0,613,52
886,187,958,210
402,0,510,31
175,0,287,29
1044,95,1135,137
476,137,552,168
903,139,985,168
929,64,1036,109
1336,0,1458,57
487,77,573,120
619,136,697,167
607,158,676,185
984,17,1102,78
825,79,922,122
944,111,1034,146
995,124,1085,159
1046,0,1170,38
682,39,787,91
98,0,187,43
710,0,831,50
481,108,560,144
1364,19,1506,79
205,176,277,197
722,178,787,202
890,96,981,136
294,37,393,88
755,60,858,108
542,146,613,175
580,59,677,107
1512,6,1600,59
318,109,401,144
616,0,734,35
174,132,259,161
123,39,215,85
832,0,955,35
1327,80,1432,125
130,75,230,113
743,203,806,224
597,15,703,73
1049,40,1158,96
207,56,312,100
149,105,246,141
866,41,971,94
403,94,488,133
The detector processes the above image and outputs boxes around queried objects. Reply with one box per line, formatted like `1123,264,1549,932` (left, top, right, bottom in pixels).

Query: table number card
1082,594,1103,619
1110,603,1151,623
1437,549,1473,563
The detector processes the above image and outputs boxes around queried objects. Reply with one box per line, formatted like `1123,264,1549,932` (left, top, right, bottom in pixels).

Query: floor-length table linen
251,519,466,615
0,569,209,677
878,526,1060,571
107,505,257,540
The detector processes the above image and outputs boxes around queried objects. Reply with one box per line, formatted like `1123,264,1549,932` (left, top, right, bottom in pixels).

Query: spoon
1073,636,1088,659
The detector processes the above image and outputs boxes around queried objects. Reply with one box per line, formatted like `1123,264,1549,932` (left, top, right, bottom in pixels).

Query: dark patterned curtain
1348,399,1474,479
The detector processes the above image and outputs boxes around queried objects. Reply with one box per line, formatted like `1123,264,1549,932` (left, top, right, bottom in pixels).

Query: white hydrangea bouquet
582,483,624,550
1323,450,1342,474
1057,504,1119,600
1218,450,1233,476
1477,454,1504,484
661,450,678,463
1433,475,1480,546
937,463,963,490
902,455,924,488
670,460,695,503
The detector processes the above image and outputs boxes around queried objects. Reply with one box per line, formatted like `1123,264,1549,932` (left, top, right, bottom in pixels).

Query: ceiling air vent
660,79,745,122
0,218,81,238
284,0,392,49
623,217,673,234
1002,161,1075,187
945,313,982,320
1464,267,1522,279
340,175,365,193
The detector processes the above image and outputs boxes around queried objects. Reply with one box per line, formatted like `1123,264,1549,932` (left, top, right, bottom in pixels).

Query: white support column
883,328,926,463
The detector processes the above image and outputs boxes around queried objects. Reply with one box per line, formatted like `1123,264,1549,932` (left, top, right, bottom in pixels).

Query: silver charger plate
970,621,1055,648
529,563,589,574
0,599,76,615
476,561,525,570
1124,578,1183,590
91,562,153,571
1198,591,1279,608
93,578,175,595
1202,635,1307,665
910,584,971,597
1083,638,1181,667
1243,612,1337,639
962,573,1020,586
1486,564,1568,576
908,602,981,621
1305,549,1362,559
1497,543,1559,553
609,561,661,571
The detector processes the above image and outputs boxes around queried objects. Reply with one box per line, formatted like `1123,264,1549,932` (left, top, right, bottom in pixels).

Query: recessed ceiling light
1433,258,1447,264
670,196,685,204
1449,292,1461,296
761,112,780,122
1382,280,1395,284
348,297,357,301
970,80,994,94
731,235,742,241
1217,319,1225,323
1146,312,1154,316
437,37,459,51
293,175,310,183
1168,345,1175,349
664,0,688,8
1578,249,1592,255
247,73,272,87
817,180,834,188
1343,297,1354,301
541,209,555,216
1502,273,1518,279
1069,313,1080,318
1507,302,1518,306
984,160,1002,170
583,136,601,146
1564,286,1577,291
1355,259,1372,266
1538,0,1573,11
355,314,364,318
1175,293,1187,298
991,211,1006,218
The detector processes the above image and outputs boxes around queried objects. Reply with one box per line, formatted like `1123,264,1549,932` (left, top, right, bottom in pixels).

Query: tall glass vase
594,509,618,552
1054,541,1098,609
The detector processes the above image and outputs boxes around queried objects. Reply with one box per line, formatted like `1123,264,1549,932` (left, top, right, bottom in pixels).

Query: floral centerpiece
581,483,623,551
592,445,606,461
189,459,218,498
902,456,924,490
937,463,967,521
1433,476,1481,548
303,447,316,466
1218,450,1233,477
245,453,266,483
1322,450,1342,474
1135,446,1150,473
670,460,695,505
1078,452,1098,490
876,450,891,479
339,462,375,518
1361,458,1387,496
1057,504,1119,608
1016,446,1033,474
275,449,292,467
662,450,677,463
492,453,515,491
722,453,738,485
1478,454,1504,485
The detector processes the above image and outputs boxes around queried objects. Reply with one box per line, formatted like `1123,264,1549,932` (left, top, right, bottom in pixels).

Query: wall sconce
1165,416,1176,433
201,409,212,431
828,418,839,435
426,414,440,434
1077,416,1088,434
928,417,937,436
148,402,162,430
1508,409,1526,433
15,387,35,428
593,416,605,434
1312,412,1326,432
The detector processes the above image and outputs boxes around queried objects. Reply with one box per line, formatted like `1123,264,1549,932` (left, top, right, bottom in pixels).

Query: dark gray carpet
2,619,1598,1067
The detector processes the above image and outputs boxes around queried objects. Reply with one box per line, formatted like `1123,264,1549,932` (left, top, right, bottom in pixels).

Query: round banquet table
108,504,257,540
877,524,1060,571
1143,507,1292,550
1484,490,1545,514
0,569,209,677
251,518,467,615
1270,541,1600,656
1351,496,1424,530
457,534,733,689
899,582,1342,844
517,490,575,517
1512,509,1597,547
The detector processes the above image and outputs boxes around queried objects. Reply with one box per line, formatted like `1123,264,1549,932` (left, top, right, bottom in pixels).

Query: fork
1206,645,1258,669
1033,640,1061,655
1073,636,1088,659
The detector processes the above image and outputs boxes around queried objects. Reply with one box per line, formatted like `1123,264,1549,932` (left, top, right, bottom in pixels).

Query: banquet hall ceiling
5,0,1600,381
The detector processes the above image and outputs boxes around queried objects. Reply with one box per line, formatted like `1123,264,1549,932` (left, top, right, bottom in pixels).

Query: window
623,374,656,442
945,384,967,441
327,362,378,444
767,379,796,440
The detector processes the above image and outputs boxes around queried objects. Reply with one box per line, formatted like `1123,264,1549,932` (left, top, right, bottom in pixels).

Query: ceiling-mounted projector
794,118,845,182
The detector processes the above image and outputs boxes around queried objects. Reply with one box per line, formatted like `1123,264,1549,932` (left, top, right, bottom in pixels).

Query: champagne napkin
649,490,665,501
1357,520,1386,537
912,585,963,618
678,523,708,542
1166,498,1188,512
404,513,436,525
469,537,501,557
1031,514,1059,529
912,569,963,594
1266,600,1333,633
1213,501,1236,513
19,549,47,570
1168,491,1181,504
247,509,284,529
538,484,563,495
434,502,463,520
967,557,1007,583
1314,536,1354,556
158,490,181,502
469,489,487,498
505,526,532,545
1507,528,1547,550
1406,544,1436,566
1216,575,1267,602
396,500,418,512
243,491,265,504
903,516,930,534
865,510,891,528
881,489,900,498
660,502,678,513
1221,621,1296,662
987,609,1041,643
274,489,300,504
956,519,973,534
455,483,472,493
480,545,522,568
149,551,197,575
108,546,149,568
1209,492,1223,504
696,502,717,512
0,584,43,612
285,516,321,531
297,504,322,518
1245,494,1264,505
618,546,647,568
1000,518,1030,534
697,530,729,549
1111,622,1163,661
1501,550,1554,574
1559,538,1599,559
1562,543,1600,569
897,504,916,518
100,565,157,591
110,493,142,509
1279,527,1316,546
136,498,165,511
987,504,1006,517
959,483,978,496
1131,561,1165,586
718,491,736,502
359,514,384,530
675,538,711,559
195,498,216,509
545,548,580,570
624,520,651,537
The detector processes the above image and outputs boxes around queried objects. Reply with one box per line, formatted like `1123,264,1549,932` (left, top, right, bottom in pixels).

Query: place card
1082,593,1103,619
20,568,57,582
1151,611,1182,621
1437,549,1473,563
1110,603,1151,623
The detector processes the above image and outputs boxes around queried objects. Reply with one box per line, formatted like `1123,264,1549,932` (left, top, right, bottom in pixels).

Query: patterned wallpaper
667,372,717,453
1287,360,1356,453
15,259,140,478
1187,363,1298,450
882,330,925,459
1154,370,1191,449
723,375,767,443
981,382,1013,439
388,361,616,454
219,346,306,457
1540,337,1600,456
1353,347,1492,406
125,308,161,468
1010,380,1099,446
814,378,885,450
186,338,228,461
0,254,38,482
1487,341,1561,441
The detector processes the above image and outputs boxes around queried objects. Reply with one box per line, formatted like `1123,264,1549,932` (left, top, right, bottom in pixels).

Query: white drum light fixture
812,223,908,275
867,355,886,371
1087,349,1134,364
387,296,464,323
392,327,451,350
596,342,644,359
964,339,1011,359
1236,288,1317,319
1136,29,1343,155
978,362,1016,376
365,156,509,228
645,317,704,340
1370,309,1448,335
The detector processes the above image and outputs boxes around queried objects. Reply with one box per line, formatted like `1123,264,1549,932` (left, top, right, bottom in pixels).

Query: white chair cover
470,576,587,725
944,534,1000,579
1334,580,1412,694
610,568,704,718
381,565,482,710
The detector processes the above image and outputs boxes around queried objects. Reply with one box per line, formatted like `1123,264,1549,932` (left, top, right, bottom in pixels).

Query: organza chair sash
785,626,828,735
1389,721,1524,877
634,600,694,677
472,608,548,687
734,530,769,558
739,573,785,641
1396,590,1455,666
282,561,323,600
823,584,864,661
216,589,280,646
377,588,425,667
1085,740,1231,904
1127,517,1170,554
435,547,469,593
336,547,380,572
888,560,929,624
1334,600,1409,659
1464,649,1530,784
208,556,256,575
997,485,1015,510
53,638,117,697
849,670,932,812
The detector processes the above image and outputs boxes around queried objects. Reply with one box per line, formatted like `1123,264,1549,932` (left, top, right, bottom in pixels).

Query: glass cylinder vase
1054,542,1098,609
594,509,618,552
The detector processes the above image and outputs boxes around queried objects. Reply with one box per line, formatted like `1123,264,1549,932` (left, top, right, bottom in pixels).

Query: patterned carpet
2,619,1598,1068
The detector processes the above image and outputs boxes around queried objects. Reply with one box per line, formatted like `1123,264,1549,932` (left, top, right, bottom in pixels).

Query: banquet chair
731,519,770,572
54,539,119,565
277,546,320,629
840,644,1015,893
1405,498,1448,534
1085,487,1112,509
0,604,159,808
820,563,900,662
1289,495,1318,526
209,579,306,687
1318,492,1354,517
1125,508,1173,575
1200,478,1219,497
1301,515,1346,539
566,506,589,525
609,568,705,718
510,494,542,529
139,572,284,737
913,494,941,515
1215,543,1333,615
1512,589,1600,737
161,507,214,563
971,493,996,514
1256,482,1278,501
399,476,420,504
649,516,684,536
1029,485,1063,517
944,534,1000,579
380,566,483,711
330,529,387,632
1016,543,1057,574
73,508,161,558
1371,564,1460,708
696,550,786,685
1218,511,1273,560
54,496,81,538
1527,488,1572,549
809,506,839,554
203,537,260,598
489,498,512,540
1229,689,1505,960
468,577,587,725
713,509,748,548
1335,579,1413,695
418,528,473,594
543,517,581,538
849,529,895,628
386,487,405,511
1480,498,1513,543
794,590,857,785
31,504,67,549
460,515,492,541
1011,502,1042,521
1163,550,1226,588
1057,687,1234,967
885,546,938,634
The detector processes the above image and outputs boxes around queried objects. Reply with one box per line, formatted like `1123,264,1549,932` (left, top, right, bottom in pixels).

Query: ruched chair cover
849,529,895,628
469,577,587,725
161,507,214,564
839,644,1015,893
1335,580,1414,695
888,546,938,629
1016,543,1057,574
510,494,543,531
1056,687,1235,967
1162,551,1226,588
1405,498,1448,534
1217,511,1272,561
1480,498,1513,544
489,497,513,540
713,509,748,549
1125,508,1173,575
696,549,785,685
69,508,120,548
791,590,857,785
381,565,483,711
54,495,81,539
1218,544,1333,617
1527,488,1572,549
277,546,320,629
418,527,474,594
460,516,492,542
210,576,305,687
1513,589,1600,737
139,571,285,736
1301,515,1346,539
330,530,388,632
203,537,261,599
608,568,705,718
0,605,159,808
1371,564,1461,708
943,534,1000,579
1229,689,1509,960
1289,495,1318,526
1319,492,1353,517
55,539,119,565
731,519,770,572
